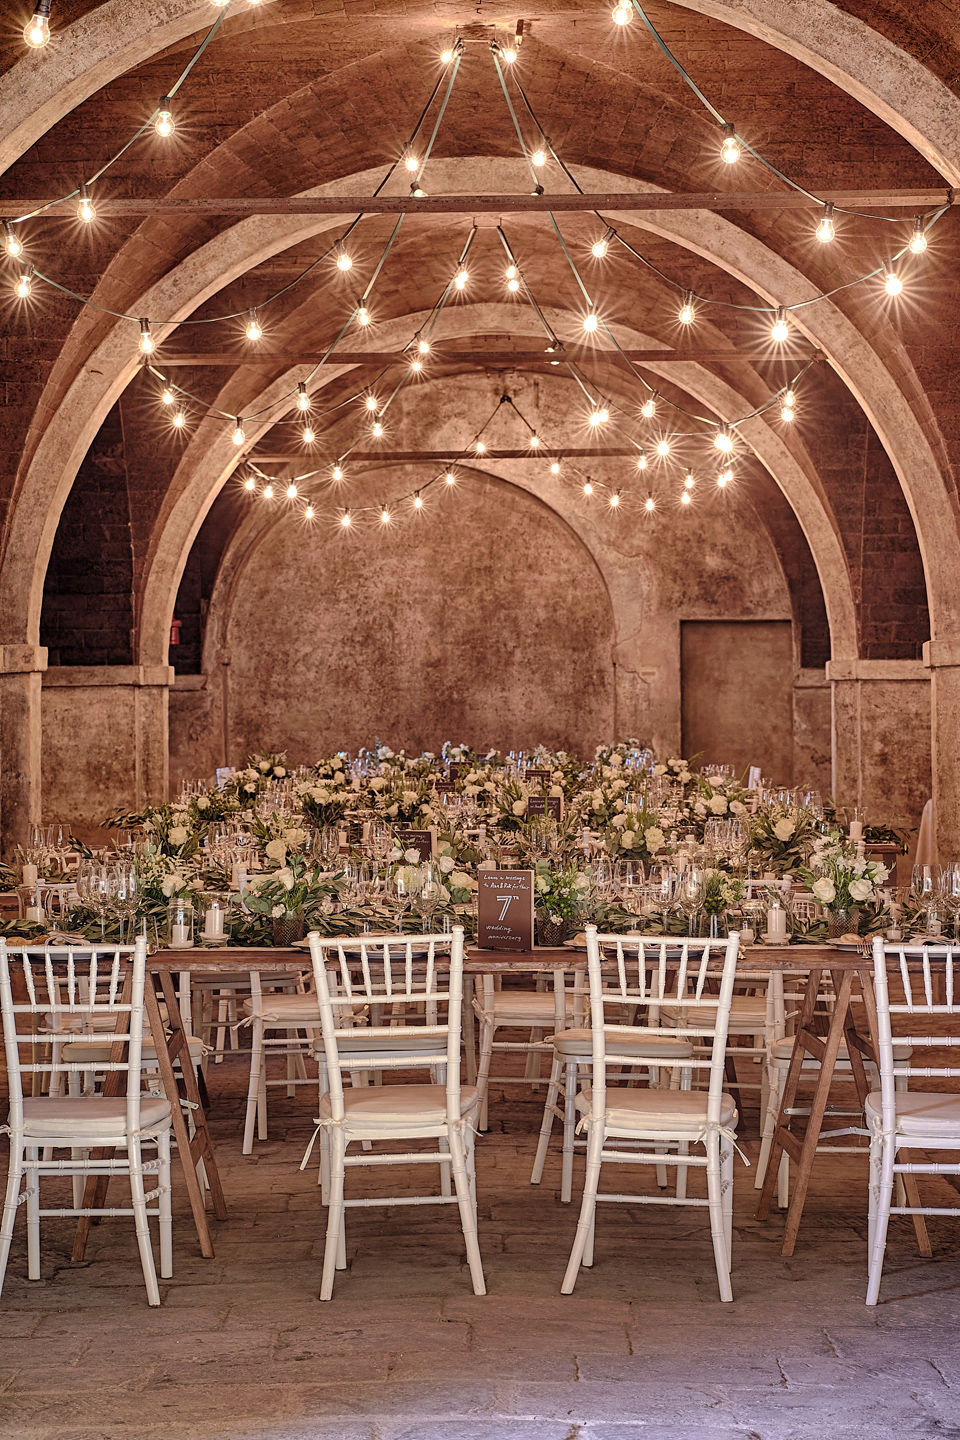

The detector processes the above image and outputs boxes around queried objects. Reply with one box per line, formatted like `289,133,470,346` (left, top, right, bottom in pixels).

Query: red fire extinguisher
169,619,182,646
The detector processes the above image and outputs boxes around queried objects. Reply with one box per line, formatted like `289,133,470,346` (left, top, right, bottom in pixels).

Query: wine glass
416,862,442,930
616,858,645,910
676,865,706,935
386,863,420,933
113,861,139,944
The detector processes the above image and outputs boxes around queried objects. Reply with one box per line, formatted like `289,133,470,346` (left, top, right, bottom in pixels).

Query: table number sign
395,827,434,860
524,768,552,786
477,868,535,952
526,794,563,821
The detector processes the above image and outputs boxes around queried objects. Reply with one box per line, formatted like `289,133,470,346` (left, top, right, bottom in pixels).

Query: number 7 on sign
496,895,515,923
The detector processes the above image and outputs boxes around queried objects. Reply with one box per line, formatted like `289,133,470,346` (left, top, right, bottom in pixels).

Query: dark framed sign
477,868,535,951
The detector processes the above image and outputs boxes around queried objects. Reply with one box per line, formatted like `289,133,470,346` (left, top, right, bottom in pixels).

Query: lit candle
21,863,38,887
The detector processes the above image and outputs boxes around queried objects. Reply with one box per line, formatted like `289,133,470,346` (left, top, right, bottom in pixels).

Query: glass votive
166,897,195,949
201,893,230,946
17,884,46,925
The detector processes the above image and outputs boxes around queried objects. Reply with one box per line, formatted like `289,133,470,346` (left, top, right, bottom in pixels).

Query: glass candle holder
166,897,195,949
201,892,230,946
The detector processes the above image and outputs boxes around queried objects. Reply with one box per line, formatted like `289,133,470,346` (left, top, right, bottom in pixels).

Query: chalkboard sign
525,768,551,785
433,781,457,795
395,827,433,860
526,795,563,821
477,868,535,952
448,762,467,782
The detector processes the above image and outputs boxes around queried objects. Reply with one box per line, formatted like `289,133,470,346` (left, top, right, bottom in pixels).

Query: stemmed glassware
615,858,645,912
386,862,421,932
676,864,706,936
415,862,442,930
113,861,139,943
939,862,960,937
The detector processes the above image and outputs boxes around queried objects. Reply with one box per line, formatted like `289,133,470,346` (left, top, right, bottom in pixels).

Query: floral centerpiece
240,854,340,944
748,806,820,877
533,861,590,946
801,832,889,938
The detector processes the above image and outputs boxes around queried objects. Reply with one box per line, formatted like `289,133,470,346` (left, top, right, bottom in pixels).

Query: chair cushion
314,1030,448,1058
772,1038,912,1064
660,997,767,1030
480,991,581,1024
865,1091,960,1138
549,1028,694,1060
43,1012,120,1036
242,994,321,1023
62,1034,206,1063
318,1083,480,1125
17,1094,172,1138
579,1086,738,1134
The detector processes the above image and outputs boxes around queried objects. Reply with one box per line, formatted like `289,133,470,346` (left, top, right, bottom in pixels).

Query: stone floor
2,1051,960,1440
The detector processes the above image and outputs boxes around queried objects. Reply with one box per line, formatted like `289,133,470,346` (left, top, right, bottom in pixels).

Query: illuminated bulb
583,309,599,333
245,309,262,342
297,382,310,411
441,48,454,63
641,395,657,419
410,181,428,199
505,264,518,280
815,202,835,243
780,388,795,423
336,249,353,272
210,0,231,7
583,481,594,496
591,236,609,259
332,464,344,481
244,476,256,491
909,216,928,254
232,419,246,446
356,305,370,326
717,468,733,487
684,472,695,489
502,47,517,63
531,148,546,167
636,454,647,470
454,268,468,290
476,440,486,454
550,461,561,475
404,153,420,173
884,261,903,296
588,410,604,428
305,504,315,519
286,483,298,499
681,490,692,505
172,410,186,428
155,98,174,138
365,394,378,411
644,494,655,512
678,291,696,325
340,510,352,528
720,123,741,165
3,223,23,259
413,491,423,509
529,433,540,448
138,319,154,354
23,3,51,48
610,490,621,507
656,438,670,457
380,505,391,523
302,425,315,443
263,484,274,499
371,421,384,437
612,1,632,23
445,471,455,484
410,357,423,373
771,307,790,342
507,276,520,293
714,428,734,454
418,338,430,355
161,387,174,406
77,183,95,223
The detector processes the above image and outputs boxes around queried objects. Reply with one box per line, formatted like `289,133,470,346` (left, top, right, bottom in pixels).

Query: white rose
274,766,286,778
535,875,550,894
611,813,629,829
402,790,418,805
169,826,188,846
311,787,331,803
390,846,402,861
275,868,295,892
265,839,288,863
611,778,627,792
653,765,667,777
196,796,209,811
694,802,707,817
333,771,346,786
812,877,836,904
387,805,399,818
614,799,625,812
404,848,422,864
550,785,563,798
283,828,306,847
609,754,623,768
678,771,692,785
512,799,527,817
645,827,665,850
368,777,386,791
849,878,874,902
773,819,796,841
258,761,270,773
438,856,455,873
730,801,747,815
244,768,259,781
451,870,474,889
574,874,591,889
244,783,257,794
621,830,636,849
709,795,728,814
160,874,179,898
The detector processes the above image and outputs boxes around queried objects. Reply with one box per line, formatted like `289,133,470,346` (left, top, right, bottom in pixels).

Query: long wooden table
116,941,913,1261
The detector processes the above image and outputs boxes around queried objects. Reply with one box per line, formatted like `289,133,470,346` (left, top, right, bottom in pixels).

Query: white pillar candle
204,907,224,938
171,922,193,948
766,907,787,942
848,820,863,841
21,862,38,887
25,905,43,923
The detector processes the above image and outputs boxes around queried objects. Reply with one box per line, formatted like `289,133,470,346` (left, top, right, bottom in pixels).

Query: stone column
922,638,960,859
0,644,47,853
826,659,931,832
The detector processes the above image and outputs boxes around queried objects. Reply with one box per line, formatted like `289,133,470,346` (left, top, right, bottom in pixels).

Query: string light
720,123,741,165
297,382,310,411
681,490,692,505
476,440,486,454
815,202,835,243
714,428,734,453
612,1,633,23
771,307,790,342
531,148,546,167
336,248,353,272
644,493,655,512
302,425,315,443
332,464,344,481
244,476,256,491
641,395,657,419
410,180,428,199
583,481,594,496
371,421,384,437
636,455,648,470
380,505,391,523
161,388,175,406
717,467,733,487
410,357,423,373
155,98,175,138
445,471,456,484
305,504,315,519
417,338,431,355
684,472,695,490
656,438,670,457
529,433,540,448
909,216,928,254
591,234,609,259
3,223,23,259
137,319,154,354
583,308,599,333
588,409,606,427
15,268,33,299
884,261,903,296
404,151,420,173
609,489,621,507
441,48,454,64
454,269,469,290
286,482,298,499
505,264,520,293
501,46,518,64
413,491,423,508
231,418,245,446
780,389,796,422
364,395,378,411
340,510,352,527
550,461,561,475
678,291,696,325
263,484,274,499
77,183,95,223
23,1,52,48
172,409,186,428
356,305,371,326
245,309,262,342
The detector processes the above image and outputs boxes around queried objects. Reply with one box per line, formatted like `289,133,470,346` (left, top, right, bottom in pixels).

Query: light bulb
372,421,384,437
884,262,903,296
505,264,518,280
77,183,95,223
641,396,657,419
681,490,691,505
341,510,352,527
332,464,344,481
507,277,520,293
780,389,796,423
909,216,928,254
529,433,540,448
445,471,455,484
714,428,734,453
286,483,298,499
305,504,315,519
404,153,420,173
588,410,604,428
610,490,621,507
815,202,835,243
718,467,733,486
161,387,174,406
380,506,391,523
410,357,423,373
417,338,430,355
684,472,695,489
771,307,790,342
336,249,352,272
245,309,262,341
413,491,423,509
454,268,468,290
138,319,154,354
502,47,517,63
591,236,609,259
3,223,23,259
476,440,486,454
172,410,186,428
612,1,632,23
302,426,315,443
365,394,378,411
656,438,670,457
297,382,310,411
550,461,561,475
531,148,546,167
636,454,647,470
583,310,599,333
720,123,741,165
23,3,51,48
678,291,696,325
232,419,245,446
155,99,174,138
244,476,256,491
583,481,594,496
441,48,454,63
644,494,655,512
356,305,370,326
263,484,274,499
410,181,428,198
